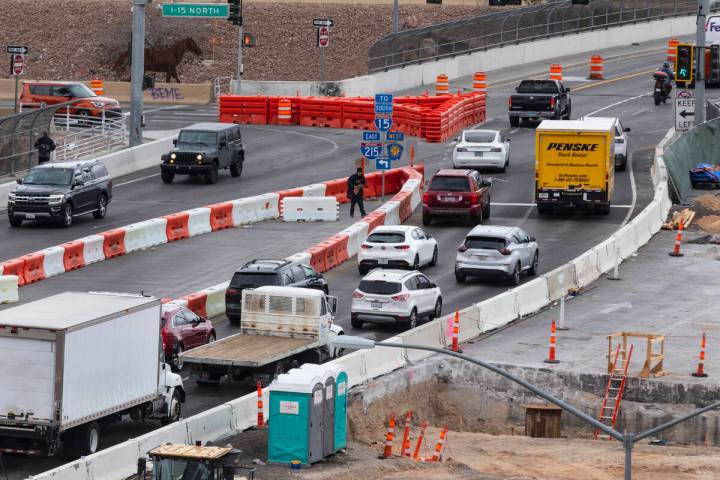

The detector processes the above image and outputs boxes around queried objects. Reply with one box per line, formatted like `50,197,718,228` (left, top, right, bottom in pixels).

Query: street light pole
392,0,399,33
695,0,710,125
129,0,147,147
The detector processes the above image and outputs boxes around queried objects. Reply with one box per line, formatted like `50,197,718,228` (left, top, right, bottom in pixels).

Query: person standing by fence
347,167,367,217
34,132,56,164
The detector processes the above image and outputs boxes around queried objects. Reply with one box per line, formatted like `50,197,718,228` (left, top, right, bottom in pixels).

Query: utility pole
392,0,399,33
695,0,710,125
129,0,147,147
236,24,243,94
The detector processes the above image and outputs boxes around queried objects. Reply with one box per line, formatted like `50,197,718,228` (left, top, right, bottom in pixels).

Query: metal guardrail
368,0,719,73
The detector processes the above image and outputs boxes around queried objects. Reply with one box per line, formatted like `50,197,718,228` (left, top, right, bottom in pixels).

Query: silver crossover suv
455,225,539,285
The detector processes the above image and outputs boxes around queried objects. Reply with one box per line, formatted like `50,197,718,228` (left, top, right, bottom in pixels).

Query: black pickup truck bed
508,79,571,127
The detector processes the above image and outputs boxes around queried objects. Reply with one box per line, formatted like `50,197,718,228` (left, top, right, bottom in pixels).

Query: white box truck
182,286,343,386
0,292,185,457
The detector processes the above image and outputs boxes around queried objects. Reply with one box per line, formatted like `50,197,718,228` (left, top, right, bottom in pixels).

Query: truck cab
135,443,255,480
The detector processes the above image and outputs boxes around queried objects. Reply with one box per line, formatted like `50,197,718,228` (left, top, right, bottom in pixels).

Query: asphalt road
1,47,675,479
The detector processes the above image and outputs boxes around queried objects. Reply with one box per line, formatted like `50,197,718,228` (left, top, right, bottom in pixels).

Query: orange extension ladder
595,344,634,440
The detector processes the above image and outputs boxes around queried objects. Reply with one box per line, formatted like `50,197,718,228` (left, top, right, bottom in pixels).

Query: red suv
20,81,122,119
422,169,492,225
161,305,216,372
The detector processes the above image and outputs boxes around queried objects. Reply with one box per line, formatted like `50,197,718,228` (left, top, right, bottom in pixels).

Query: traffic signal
227,0,241,26
142,75,155,90
675,43,694,83
242,33,256,47
710,44,720,84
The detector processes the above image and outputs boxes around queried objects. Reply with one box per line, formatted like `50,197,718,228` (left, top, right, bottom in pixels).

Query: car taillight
490,147,502,152
352,290,365,299
361,244,372,250
161,329,169,348
422,192,429,204
550,97,556,108
458,244,468,253
391,293,410,302
499,248,512,256
508,97,512,107
394,245,410,250
469,193,478,204
226,287,240,296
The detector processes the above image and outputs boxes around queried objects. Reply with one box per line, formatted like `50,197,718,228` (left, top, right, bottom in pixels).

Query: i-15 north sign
161,3,229,18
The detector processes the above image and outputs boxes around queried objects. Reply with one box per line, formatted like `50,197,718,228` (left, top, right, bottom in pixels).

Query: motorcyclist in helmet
660,62,675,81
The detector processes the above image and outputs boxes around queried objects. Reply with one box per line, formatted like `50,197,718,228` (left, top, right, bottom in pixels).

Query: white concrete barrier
400,179,423,210
187,207,212,237
615,224,638,260
543,263,577,302
376,200,401,226
81,234,105,264
302,183,327,197
282,196,339,222
572,249,600,288
29,459,89,480
631,210,653,247
204,281,229,318
363,336,406,381
231,197,260,225
477,290,518,331
515,277,549,317
332,350,367,388
99,137,174,181
257,193,280,220
184,404,235,445
86,439,139,480
594,236,618,274
40,246,65,278
456,305,483,342
226,393,257,432
135,422,188,460
341,221,370,258
124,218,168,253
0,275,18,304
285,251,312,266
397,320,445,364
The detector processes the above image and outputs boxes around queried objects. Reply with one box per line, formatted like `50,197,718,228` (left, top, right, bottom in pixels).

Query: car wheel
228,315,240,326
616,156,627,171
358,265,368,276
207,332,216,344
455,271,467,283
408,308,418,329
204,162,218,184
161,390,182,426
92,194,107,219
499,162,507,173
161,169,175,184
229,159,242,177
172,344,184,372
66,421,101,457
528,251,539,276
351,317,363,329
509,116,519,128
8,216,22,227
482,202,491,220
472,211,483,226
431,297,442,320
564,104,572,120
77,109,93,127
429,246,438,267
323,285,329,295
509,262,521,286
62,203,73,228
422,213,431,226
412,255,420,270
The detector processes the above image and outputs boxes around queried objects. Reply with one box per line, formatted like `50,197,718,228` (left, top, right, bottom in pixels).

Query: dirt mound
2,1,507,83
695,193,720,214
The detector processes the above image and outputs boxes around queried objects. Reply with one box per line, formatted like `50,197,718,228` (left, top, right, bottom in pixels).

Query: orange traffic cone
692,332,709,377
449,310,462,353
544,319,560,364
382,413,396,458
256,381,265,428
401,411,413,457
413,422,427,460
429,427,448,462
669,219,685,257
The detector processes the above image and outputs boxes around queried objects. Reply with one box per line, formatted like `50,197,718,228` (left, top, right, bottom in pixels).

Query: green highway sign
161,3,229,18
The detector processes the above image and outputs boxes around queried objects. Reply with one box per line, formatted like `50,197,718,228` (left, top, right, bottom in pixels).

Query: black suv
161,122,244,184
225,259,329,325
8,160,112,228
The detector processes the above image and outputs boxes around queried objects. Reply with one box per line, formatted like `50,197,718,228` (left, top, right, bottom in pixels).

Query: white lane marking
116,173,160,187
492,202,632,208
585,92,649,117
621,151,637,227
245,125,339,153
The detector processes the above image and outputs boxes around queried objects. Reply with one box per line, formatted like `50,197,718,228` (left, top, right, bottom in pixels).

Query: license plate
474,254,488,259
378,259,389,265
474,152,483,157
441,196,458,202
24,213,36,219
371,301,382,309
655,88,662,93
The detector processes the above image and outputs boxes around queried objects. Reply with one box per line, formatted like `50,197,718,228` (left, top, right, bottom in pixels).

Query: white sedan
357,225,438,275
452,129,511,172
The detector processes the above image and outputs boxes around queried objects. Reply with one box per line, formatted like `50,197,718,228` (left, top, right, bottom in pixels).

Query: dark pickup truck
508,79,571,127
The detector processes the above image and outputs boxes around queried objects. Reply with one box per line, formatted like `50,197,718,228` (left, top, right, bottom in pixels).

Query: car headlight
195,154,203,162
7,192,15,203
48,194,65,205
91,101,104,108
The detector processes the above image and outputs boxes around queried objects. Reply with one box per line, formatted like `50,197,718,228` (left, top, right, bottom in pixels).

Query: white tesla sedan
452,129,511,172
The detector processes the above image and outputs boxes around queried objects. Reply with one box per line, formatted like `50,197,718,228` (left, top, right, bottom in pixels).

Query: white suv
351,269,442,330
455,225,539,285
358,225,439,275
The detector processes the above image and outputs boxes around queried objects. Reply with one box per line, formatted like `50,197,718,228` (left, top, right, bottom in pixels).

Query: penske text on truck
535,118,616,215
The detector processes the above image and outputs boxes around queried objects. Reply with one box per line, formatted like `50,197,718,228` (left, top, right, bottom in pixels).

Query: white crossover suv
357,225,439,275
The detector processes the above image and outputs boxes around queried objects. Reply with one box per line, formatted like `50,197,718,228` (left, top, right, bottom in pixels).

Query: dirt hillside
1,1,510,83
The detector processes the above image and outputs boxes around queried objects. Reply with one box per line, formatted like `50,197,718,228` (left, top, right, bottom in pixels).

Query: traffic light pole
695,0,709,125
236,23,243,94
129,0,146,147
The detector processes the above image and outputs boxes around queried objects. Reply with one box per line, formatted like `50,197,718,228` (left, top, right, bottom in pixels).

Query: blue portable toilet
267,368,326,465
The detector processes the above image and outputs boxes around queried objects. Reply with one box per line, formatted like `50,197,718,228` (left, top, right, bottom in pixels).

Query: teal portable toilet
333,366,348,451
268,368,325,465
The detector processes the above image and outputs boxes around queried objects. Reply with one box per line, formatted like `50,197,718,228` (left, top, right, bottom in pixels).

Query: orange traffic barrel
436,74,449,96
472,71,487,92
549,64,563,81
90,79,104,96
588,55,604,80
277,98,291,124
667,38,680,64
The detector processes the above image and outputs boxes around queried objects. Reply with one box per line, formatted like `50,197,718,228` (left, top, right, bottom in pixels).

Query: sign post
9,52,26,114
161,3,229,17
675,89,695,132
314,20,332,83
374,94,394,200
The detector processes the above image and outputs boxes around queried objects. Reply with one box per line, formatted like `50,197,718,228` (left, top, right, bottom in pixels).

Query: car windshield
464,131,496,143
466,236,507,250
23,168,73,186
230,272,279,288
178,131,216,146
367,232,406,244
67,84,96,98
429,176,469,192
359,280,401,295
516,80,559,94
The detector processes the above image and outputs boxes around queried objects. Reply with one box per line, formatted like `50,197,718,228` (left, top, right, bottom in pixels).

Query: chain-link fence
368,0,719,73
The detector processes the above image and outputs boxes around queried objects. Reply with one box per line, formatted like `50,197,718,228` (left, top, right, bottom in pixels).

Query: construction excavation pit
214,356,720,479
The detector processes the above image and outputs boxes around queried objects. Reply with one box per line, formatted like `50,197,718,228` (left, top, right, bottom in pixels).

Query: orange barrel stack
435,74,450,95
219,95,269,124
90,79,104,96
549,64,563,81
341,98,375,130
667,38,680,64
277,98,292,124
299,97,343,128
588,55,604,80
472,72,487,92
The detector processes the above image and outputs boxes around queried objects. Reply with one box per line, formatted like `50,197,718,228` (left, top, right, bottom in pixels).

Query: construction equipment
135,443,255,480
595,344,634,440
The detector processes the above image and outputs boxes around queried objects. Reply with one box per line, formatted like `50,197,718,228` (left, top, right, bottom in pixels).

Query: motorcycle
653,71,672,105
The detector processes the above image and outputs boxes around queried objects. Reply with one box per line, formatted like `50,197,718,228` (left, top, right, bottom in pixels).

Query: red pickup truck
422,169,492,225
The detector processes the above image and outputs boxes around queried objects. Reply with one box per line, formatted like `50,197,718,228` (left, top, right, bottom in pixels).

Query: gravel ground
2,1,511,83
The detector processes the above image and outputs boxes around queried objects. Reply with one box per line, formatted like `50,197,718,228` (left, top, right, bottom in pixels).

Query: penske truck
535,118,616,215
0,292,185,457
182,286,344,386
